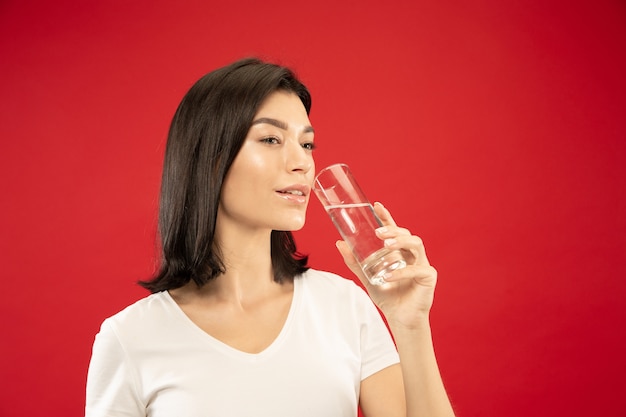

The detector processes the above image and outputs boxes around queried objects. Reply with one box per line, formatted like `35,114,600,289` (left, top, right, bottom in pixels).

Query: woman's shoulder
299,268,355,286
298,268,370,302
296,269,385,331
98,292,173,336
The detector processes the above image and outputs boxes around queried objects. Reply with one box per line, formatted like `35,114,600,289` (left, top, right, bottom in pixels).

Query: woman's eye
302,142,316,151
261,137,280,145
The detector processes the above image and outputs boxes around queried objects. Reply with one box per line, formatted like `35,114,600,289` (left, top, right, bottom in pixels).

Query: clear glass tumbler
313,163,406,285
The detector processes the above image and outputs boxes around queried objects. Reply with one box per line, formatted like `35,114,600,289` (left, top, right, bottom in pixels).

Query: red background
1,1,625,416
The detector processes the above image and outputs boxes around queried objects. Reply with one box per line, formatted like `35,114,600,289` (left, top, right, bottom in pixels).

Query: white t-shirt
85,269,399,417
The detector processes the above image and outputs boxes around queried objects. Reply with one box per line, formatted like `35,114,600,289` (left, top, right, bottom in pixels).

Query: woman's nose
286,141,312,173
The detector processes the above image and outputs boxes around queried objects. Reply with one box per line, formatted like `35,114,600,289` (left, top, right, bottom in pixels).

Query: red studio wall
1,1,625,416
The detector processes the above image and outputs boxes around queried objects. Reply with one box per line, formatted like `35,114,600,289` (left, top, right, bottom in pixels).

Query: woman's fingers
373,202,397,228
339,202,434,287
375,228,430,266
383,263,437,286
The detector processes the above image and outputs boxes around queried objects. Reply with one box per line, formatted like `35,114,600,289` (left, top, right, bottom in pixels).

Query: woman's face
218,90,315,234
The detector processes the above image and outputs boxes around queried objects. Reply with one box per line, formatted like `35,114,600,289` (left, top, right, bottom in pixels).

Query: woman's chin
276,216,306,232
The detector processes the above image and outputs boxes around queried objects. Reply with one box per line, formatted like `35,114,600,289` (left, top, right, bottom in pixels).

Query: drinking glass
313,163,406,285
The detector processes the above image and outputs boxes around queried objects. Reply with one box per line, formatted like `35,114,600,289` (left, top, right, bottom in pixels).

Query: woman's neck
199,222,279,302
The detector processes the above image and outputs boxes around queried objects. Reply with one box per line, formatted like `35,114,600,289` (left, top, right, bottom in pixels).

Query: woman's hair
140,58,311,293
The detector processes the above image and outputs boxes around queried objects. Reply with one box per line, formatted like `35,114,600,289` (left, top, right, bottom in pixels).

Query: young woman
85,58,455,417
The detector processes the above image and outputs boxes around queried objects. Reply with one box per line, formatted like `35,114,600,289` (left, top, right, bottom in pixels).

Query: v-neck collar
162,277,302,362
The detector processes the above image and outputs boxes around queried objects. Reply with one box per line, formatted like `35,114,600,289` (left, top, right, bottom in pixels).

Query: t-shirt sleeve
85,319,145,417
354,286,401,381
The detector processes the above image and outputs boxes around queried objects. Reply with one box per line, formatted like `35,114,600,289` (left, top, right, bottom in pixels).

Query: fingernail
376,227,388,235
384,238,396,247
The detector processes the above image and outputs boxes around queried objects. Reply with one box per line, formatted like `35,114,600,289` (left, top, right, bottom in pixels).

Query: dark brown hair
140,58,311,293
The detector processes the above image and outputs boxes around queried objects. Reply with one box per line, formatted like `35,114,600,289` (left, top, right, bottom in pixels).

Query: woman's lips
276,186,309,204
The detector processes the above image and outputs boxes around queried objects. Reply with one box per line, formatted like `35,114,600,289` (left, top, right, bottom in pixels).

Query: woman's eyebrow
251,117,315,134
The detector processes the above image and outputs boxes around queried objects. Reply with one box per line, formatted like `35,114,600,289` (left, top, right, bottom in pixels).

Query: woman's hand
336,202,437,329
340,202,456,416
